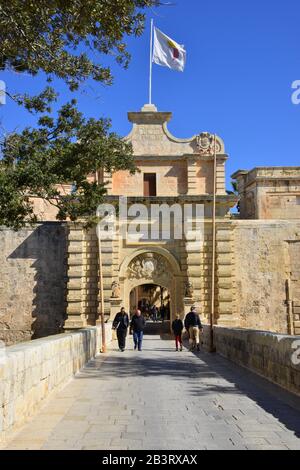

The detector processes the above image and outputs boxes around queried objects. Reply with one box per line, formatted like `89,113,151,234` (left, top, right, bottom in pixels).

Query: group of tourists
171,307,203,352
112,308,145,352
138,299,170,322
112,306,203,353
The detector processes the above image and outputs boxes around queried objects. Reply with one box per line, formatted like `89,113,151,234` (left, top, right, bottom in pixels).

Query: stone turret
232,167,300,220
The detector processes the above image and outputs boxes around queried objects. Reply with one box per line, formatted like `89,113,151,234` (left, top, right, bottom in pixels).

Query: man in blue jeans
130,309,146,351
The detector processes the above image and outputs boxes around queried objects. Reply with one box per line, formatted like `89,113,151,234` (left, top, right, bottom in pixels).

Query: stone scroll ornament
127,254,169,281
196,132,222,156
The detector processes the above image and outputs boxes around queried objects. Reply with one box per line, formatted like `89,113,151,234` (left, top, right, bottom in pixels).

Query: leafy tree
0,0,159,90
0,100,137,230
0,1,160,229
227,181,240,213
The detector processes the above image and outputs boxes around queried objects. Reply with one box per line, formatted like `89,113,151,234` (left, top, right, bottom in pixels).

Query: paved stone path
4,336,300,450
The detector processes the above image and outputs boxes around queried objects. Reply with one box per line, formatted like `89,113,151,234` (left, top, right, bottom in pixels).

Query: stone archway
129,283,170,318
118,248,183,326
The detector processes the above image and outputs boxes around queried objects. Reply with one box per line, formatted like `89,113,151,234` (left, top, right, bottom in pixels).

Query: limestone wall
233,167,300,220
210,326,300,396
112,161,188,197
232,220,300,334
64,217,300,335
66,225,100,328
0,326,112,443
0,224,68,345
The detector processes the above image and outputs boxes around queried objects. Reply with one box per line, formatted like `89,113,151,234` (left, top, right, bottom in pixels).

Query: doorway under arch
129,284,171,321
119,248,184,328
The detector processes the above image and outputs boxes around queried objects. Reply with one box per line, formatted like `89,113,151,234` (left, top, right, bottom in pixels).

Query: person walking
184,306,203,352
112,307,129,352
130,309,146,351
172,314,184,351
151,305,158,322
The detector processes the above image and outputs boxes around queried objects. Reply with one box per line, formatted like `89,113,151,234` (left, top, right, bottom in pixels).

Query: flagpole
210,134,217,353
95,171,106,354
149,18,154,104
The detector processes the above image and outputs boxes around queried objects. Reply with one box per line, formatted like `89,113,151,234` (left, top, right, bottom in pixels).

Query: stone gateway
63,104,300,336
1,104,300,343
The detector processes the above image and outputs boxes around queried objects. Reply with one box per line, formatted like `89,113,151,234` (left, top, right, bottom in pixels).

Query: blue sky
1,0,300,189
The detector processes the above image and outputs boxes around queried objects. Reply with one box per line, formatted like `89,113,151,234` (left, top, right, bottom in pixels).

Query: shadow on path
76,337,300,438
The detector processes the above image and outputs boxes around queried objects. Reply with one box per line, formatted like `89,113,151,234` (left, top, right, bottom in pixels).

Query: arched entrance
119,247,183,327
129,284,170,320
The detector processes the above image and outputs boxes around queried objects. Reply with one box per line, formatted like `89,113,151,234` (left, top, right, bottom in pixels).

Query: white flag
152,27,186,72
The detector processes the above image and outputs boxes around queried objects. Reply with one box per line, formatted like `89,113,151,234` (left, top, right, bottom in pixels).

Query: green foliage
0,1,161,229
0,100,136,229
12,87,58,113
0,0,159,90
227,181,240,212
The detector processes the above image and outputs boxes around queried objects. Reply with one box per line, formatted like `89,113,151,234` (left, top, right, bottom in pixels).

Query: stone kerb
0,325,112,443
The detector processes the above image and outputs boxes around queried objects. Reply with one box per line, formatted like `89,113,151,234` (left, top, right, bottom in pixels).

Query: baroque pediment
124,105,225,157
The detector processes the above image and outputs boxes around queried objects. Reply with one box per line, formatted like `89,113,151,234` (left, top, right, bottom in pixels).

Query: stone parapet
210,326,300,396
0,325,112,444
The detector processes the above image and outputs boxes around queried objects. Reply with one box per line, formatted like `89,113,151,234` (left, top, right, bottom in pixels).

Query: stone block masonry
0,223,68,345
232,220,300,334
206,326,300,396
0,325,112,443
65,218,300,334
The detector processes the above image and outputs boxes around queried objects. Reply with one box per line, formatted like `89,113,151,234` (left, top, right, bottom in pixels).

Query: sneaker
176,348,178,352
134,344,137,350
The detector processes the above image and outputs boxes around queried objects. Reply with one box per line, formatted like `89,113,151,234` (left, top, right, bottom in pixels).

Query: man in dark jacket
112,307,129,352
130,309,146,351
184,306,203,352
172,314,184,351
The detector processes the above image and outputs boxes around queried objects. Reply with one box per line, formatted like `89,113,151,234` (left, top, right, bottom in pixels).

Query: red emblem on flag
168,39,180,60
172,48,179,59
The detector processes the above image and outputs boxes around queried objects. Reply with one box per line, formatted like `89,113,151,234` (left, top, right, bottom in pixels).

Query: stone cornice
105,194,238,206
231,170,249,180
232,167,300,181
185,153,228,162
128,111,172,125
132,153,229,162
